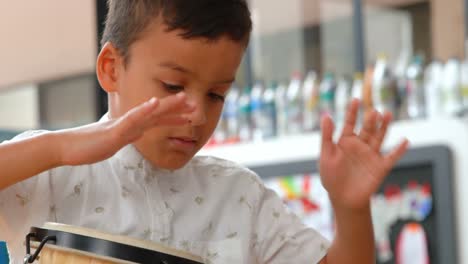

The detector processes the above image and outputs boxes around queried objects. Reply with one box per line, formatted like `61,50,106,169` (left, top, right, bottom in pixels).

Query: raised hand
59,92,195,166
319,99,409,210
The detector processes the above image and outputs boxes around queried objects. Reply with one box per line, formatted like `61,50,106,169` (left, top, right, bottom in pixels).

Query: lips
168,136,198,152
169,136,197,143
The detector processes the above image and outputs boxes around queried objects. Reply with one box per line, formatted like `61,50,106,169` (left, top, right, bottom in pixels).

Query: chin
162,161,189,171
154,154,193,171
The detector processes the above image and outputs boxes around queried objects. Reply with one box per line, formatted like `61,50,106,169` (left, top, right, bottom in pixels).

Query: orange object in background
363,66,375,112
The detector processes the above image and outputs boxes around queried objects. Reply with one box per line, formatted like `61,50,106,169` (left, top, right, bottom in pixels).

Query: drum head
28,223,204,264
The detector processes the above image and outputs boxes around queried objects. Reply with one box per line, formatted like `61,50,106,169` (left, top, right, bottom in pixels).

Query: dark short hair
101,0,252,63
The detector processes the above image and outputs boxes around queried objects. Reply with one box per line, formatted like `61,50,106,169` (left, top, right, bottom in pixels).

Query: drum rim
29,226,204,264
42,222,202,261
30,242,133,264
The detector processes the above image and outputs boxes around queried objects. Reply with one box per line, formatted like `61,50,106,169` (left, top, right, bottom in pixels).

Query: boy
0,0,408,263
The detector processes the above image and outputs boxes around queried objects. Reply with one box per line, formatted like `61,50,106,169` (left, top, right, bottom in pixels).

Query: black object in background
95,0,109,119
250,145,457,264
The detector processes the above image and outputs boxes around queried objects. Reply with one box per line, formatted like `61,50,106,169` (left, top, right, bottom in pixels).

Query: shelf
199,118,468,166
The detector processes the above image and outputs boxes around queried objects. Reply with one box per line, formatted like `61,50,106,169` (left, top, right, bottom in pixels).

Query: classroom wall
0,84,39,130
0,0,96,90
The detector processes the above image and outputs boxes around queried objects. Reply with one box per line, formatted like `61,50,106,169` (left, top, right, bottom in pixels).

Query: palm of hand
319,100,408,210
62,93,194,166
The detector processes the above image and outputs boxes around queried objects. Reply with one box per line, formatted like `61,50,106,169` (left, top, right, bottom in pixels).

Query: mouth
168,137,198,152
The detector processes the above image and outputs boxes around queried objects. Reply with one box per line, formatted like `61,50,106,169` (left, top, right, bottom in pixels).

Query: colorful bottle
286,73,303,135
302,71,320,132
335,77,351,126
212,118,226,145
424,61,444,119
251,81,265,142
319,72,336,119
351,73,365,125
405,55,426,119
260,82,278,139
275,82,288,137
442,59,462,116
363,66,375,112
460,59,468,114
213,86,236,145
394,51,410,121
372,55,398,116
223,86,240,143
238,86,252,142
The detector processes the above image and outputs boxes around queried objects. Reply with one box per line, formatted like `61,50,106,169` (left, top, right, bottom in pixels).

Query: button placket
144,164,173,241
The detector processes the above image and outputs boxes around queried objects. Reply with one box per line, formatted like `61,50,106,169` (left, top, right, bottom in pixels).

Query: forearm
325,202,375,264
0,131,63,190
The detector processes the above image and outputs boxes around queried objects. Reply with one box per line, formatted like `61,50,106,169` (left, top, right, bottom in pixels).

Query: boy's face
105,20,245,170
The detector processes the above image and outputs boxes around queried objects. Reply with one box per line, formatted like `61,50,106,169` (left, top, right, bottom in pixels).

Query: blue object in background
0,130,19,142
0,241,10,264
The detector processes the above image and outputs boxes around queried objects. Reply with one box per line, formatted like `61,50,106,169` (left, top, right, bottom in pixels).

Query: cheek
206,105,223,130
122,63,155,93
119,79,157,110
139,127,168,148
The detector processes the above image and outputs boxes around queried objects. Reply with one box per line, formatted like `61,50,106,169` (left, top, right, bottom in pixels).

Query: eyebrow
159,61,192,74
158,61,235,85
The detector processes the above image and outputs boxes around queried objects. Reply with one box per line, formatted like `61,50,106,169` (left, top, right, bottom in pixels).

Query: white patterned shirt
0,130,330,263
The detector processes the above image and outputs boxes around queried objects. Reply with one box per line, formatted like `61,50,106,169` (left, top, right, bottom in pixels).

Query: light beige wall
365,8,413,66
0,84,39,130
249,0,426,35
431,0,465,60
0,1,97,90
250,0,352,35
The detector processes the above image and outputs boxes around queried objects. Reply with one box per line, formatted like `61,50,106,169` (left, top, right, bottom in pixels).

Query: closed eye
162,81,225,102
209,92,225,102
161,82,184,93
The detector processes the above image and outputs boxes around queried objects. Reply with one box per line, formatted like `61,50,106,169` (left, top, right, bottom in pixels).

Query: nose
186,97,207,126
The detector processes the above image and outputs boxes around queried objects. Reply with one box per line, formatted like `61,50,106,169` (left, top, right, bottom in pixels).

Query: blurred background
1,0,467,263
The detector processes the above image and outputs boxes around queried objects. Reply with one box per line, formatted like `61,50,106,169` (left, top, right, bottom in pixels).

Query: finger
122,91,191,127
384,139,409,170
359,110,378,144
370,111,392,151
113,97,160,142
122,97,160,130
123,92,195,132
341,99,360,137
320,114,335,155
143,115,189,129
151,92,195,117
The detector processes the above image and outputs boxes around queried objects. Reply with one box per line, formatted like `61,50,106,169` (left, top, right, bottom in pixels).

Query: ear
96,42,124,93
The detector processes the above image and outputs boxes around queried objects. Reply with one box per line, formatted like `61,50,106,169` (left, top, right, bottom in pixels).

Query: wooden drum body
24,223,204,264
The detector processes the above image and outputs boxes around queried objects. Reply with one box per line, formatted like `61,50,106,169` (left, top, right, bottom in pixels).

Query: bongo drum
24,222,204,264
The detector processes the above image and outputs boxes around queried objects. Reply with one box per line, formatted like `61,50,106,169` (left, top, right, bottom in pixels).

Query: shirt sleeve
253,184,331,264
0,130,55,262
